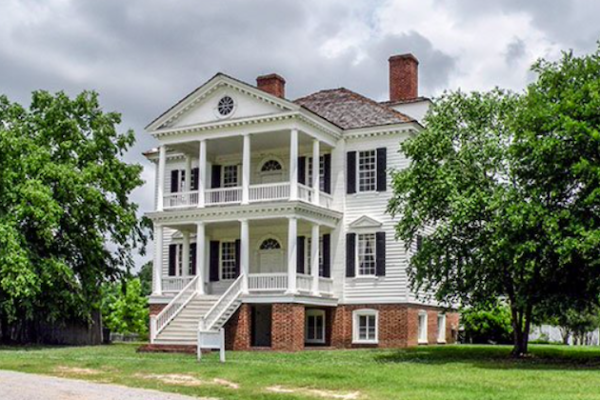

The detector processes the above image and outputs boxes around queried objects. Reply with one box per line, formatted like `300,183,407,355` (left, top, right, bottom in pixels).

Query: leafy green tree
389,46,600,356
101,278,149,337
0,91,148,343
137,261,153,297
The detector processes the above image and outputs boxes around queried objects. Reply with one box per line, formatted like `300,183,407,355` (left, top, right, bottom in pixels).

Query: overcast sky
2,0,599,268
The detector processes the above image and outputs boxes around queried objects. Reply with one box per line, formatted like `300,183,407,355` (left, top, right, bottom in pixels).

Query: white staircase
153,295,219,345
197,274,245,361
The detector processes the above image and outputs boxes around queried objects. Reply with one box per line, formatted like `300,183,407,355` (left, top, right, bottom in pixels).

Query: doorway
251,305,272,347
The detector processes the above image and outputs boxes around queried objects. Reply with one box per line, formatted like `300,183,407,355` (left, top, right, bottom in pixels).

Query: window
358,150,376,192
260,238,281,250
222,165,239,187
418,311,428,344
261,159,283,172
305,309,326,344
220,242,237,280
307,156,326,192
217,96,234,116
437,314,446,343
177,244,183,276
306,237,324,275
353,309,378,343
357,233,376,276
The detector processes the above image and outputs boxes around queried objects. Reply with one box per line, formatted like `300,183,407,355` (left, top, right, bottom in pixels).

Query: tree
137,261,153,297
0,91,148,343
101,278,149,337
389,46,600,356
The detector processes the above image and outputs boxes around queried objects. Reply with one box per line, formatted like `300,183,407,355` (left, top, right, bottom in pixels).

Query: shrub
462,303,513,344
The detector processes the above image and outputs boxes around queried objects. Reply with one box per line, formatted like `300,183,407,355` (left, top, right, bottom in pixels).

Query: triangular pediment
147,73,299,131
349,215,383,229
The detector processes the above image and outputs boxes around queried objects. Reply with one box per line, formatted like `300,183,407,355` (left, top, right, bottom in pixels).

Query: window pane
223,165,238,187
221,242,237,280
358,233,376,275
367,315,376,340
358,150,376,192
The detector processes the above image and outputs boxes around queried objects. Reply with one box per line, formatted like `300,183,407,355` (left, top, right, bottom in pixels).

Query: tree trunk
509,303,531,357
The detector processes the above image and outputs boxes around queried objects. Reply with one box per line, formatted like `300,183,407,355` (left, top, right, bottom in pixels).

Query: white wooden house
144,54,458,356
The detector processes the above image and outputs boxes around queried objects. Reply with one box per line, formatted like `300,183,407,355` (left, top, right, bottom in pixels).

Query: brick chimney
256,73,286,98
389,53,419,102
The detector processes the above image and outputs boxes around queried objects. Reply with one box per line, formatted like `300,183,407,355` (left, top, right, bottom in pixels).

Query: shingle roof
294,88,413,129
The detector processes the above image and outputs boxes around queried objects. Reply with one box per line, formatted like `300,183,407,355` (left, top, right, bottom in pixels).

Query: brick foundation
149,303,166,316
224,304,252,351
272,304,305,351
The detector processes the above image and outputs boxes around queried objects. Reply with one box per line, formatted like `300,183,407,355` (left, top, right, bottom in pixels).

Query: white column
242,134,251,204
157,146,167,211
311,223,320,295
240,219,249,293
312,139,320,205
289,129,298,201
182,230,190,277
287,216,297,294
198,140,207,208
184,156,192,192
152,223,164,295
196,222,205,294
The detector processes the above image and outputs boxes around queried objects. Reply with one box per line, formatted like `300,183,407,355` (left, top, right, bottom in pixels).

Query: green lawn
0,344,599,400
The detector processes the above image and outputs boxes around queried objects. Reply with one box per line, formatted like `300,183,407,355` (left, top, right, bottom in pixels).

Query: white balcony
162,182,334,210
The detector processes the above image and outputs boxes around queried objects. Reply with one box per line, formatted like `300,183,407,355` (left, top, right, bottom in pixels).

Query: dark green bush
461,303,513,344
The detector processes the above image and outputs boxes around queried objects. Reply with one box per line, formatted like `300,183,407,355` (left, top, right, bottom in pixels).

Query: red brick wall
224,304,251,351
271,304,305,351
389,54,419,102
149,304,166,316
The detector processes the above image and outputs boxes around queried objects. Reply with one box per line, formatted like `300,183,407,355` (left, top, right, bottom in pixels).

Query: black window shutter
323,153,331,194
211,165,222,188
297,236,305,274
376,147,387,192
376,231,386,276
190,243,197,275
322,233,331,278
416,234,423,252
298,157,306,185
234,239,241,277
347,152,356,194
209,241,220,281
170,170,180,193
346,233,356,277
168,244,177,276
191,167,199,191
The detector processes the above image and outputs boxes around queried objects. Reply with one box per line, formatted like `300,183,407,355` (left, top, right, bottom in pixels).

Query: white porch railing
318,277,334,295
319,193,334,209
298,184,313,203
200,274,244,331
248,273,288,292
150,275,198,342
249,182,290,202
205,186,242,205
163,191,199,209
162,276,195,293
297,274,313,293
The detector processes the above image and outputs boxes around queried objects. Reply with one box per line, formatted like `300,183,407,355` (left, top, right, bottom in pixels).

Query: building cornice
146,201,342,228
343,122,422,140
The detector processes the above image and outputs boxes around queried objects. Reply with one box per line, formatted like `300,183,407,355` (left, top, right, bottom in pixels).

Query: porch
155,128,337,212
151,217,337,299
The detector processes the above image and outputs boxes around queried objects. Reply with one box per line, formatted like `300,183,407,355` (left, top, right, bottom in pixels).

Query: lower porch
151,217,336,300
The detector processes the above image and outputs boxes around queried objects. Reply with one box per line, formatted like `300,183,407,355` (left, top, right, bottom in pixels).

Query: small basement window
352,309,378,344
437,314,446,343
418,311,428,344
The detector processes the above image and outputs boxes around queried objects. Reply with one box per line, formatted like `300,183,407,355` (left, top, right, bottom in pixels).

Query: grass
0,343,600,399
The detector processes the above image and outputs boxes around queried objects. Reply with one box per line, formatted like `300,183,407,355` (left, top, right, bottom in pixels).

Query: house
144,53,459,355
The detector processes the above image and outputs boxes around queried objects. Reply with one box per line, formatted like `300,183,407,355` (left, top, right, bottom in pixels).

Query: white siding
341,133,412,304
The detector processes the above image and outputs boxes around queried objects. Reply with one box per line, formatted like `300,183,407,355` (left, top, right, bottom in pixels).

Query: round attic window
217,96,234,116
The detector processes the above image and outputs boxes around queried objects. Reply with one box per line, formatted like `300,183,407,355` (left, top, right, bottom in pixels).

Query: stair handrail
199,274,244,332
153,275,199,338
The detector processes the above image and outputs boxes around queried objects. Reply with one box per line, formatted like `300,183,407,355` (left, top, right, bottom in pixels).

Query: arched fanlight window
260,238,281,250
261,159,283,172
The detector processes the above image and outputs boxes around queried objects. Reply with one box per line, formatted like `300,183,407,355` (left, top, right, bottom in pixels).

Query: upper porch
150,124,340,213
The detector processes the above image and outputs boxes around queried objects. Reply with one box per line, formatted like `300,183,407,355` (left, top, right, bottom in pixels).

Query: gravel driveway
0,370,215,400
